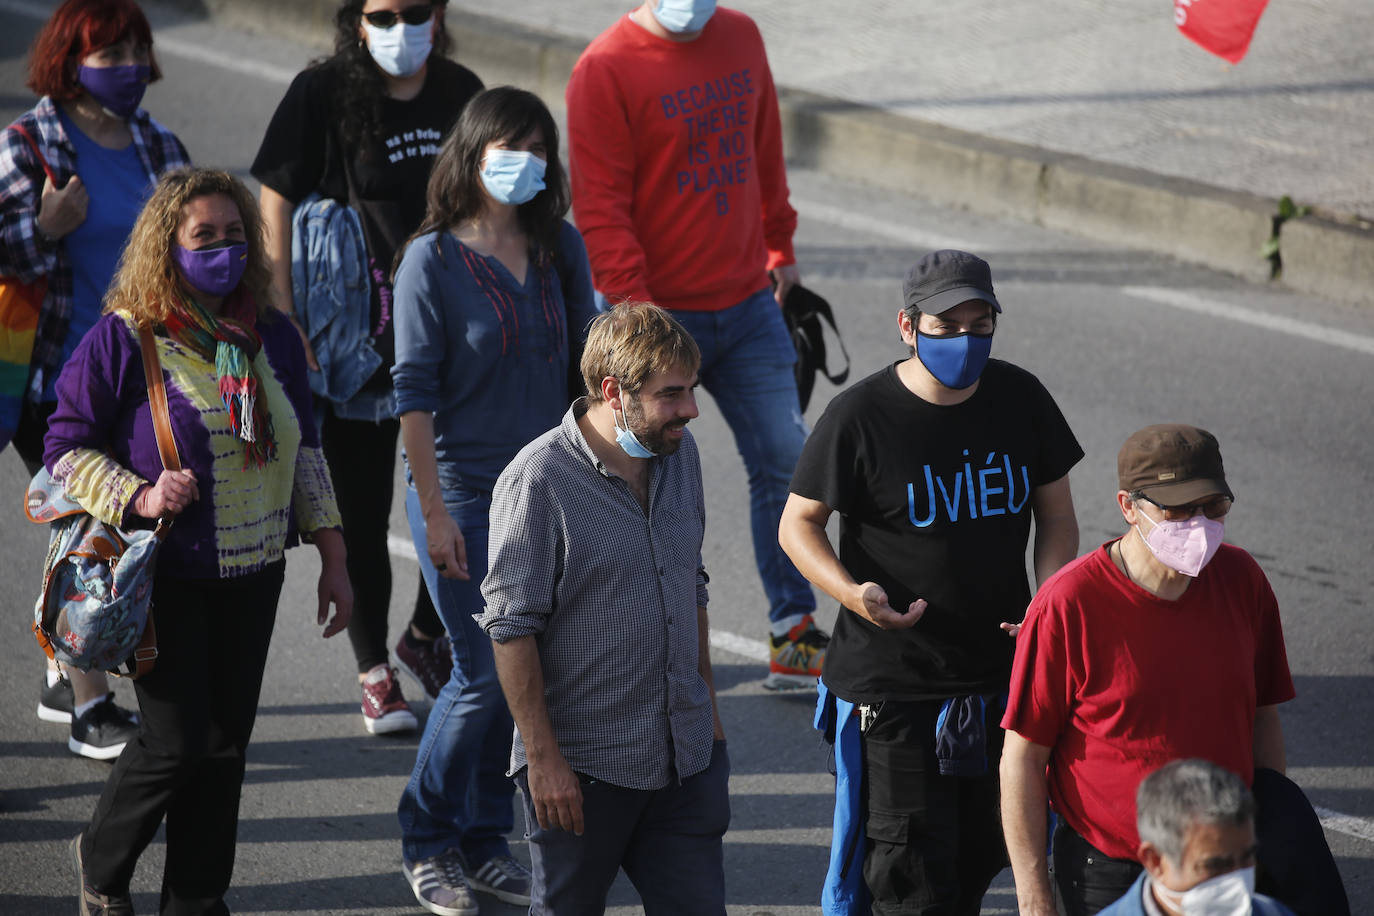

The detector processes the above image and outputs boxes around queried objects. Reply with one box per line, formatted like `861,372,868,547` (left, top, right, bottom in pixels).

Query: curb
179,1,1374,308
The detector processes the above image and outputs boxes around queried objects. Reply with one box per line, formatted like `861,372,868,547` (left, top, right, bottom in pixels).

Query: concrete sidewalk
188,0,1374,306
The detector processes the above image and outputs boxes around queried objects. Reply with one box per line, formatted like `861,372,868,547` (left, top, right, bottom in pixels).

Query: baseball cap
1117,424,1233,504
902,249,1002,315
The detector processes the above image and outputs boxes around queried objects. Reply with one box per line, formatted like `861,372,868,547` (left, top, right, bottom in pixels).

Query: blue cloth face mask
613,395,656,458
479,149,548,205
915,330,993,390
362,20,433,78
651,0,718,33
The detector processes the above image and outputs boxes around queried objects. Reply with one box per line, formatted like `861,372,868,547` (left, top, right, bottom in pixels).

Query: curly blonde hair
105,167,273,326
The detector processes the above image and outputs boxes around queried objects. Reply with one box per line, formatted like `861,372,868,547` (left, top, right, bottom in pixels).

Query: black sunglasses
1132,492,1234,521
362,3,435,28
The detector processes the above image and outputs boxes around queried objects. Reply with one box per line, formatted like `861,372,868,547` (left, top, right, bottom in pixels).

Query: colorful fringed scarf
163,290,277,468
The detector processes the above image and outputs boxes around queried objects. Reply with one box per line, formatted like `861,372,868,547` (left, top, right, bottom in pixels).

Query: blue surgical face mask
613,393,656,459
651,0,718,33
362,20,433,78
480,149,548,206
915,330,993,390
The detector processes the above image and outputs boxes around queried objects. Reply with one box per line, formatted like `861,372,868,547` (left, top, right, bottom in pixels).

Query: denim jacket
290,193,394,421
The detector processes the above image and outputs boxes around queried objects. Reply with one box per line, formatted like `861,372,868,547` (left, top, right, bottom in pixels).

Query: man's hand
424,509,469,580
850,582,926,629
771,263,801,307
1000,618,1025,638
37,174,88,241
528,754,584,835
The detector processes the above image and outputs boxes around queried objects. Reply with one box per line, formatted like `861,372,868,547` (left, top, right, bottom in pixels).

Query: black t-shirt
251,55,483,384
790,359,1083,703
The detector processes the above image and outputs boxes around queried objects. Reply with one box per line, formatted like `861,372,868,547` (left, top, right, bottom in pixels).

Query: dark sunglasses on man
1132,492,1234,521
363,2,435,28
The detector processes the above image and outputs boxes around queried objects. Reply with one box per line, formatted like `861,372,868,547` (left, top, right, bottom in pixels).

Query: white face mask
1154,866,1255,916
362,20,433,77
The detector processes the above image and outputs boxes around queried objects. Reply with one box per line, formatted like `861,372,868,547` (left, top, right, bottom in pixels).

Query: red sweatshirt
566,8,798,312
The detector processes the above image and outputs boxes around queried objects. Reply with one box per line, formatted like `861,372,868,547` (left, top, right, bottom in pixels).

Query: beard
623,393,688,456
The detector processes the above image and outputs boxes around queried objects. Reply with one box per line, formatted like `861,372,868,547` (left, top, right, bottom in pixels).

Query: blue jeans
517,740,731,915
398,483,515,866
669,288,814,630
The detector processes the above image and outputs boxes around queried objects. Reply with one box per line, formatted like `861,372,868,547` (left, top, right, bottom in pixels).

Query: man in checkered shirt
479,302,729,914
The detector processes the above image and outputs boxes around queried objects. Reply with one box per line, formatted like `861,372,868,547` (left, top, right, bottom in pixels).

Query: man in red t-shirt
566,1,823,689
1000,424,1295,916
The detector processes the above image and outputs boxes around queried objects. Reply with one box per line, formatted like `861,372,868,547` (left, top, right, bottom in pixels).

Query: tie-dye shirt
44,309,340,580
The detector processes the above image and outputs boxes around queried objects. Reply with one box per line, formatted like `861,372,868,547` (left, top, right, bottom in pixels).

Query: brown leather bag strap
137,325,181,473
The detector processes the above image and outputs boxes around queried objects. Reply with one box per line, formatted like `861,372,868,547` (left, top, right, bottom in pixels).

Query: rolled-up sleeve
478,462,560,642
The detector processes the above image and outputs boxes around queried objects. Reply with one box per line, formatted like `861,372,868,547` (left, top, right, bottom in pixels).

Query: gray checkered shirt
478,400,714,790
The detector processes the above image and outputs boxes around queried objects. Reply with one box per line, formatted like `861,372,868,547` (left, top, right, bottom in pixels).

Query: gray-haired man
1097,759,1294,916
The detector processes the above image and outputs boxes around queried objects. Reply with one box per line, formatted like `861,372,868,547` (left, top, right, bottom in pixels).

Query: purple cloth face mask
77,64,150,119
174,241,248,298
1135,512,1225,577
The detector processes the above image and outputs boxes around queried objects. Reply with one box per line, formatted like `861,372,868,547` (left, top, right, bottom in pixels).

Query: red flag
1175,0,1271,64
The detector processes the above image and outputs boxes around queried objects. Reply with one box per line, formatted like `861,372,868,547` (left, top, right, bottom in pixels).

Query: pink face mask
1136,511,1225,577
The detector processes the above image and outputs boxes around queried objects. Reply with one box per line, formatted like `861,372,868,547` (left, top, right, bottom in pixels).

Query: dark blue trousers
516,739,730,916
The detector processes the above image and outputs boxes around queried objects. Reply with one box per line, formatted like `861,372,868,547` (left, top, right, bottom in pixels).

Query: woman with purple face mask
0,0,190,761
47,166,350,914
252,0,484,737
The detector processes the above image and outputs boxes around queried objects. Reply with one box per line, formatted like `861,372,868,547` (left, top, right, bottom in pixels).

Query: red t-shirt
565,8,797,312
1002,540,1295,860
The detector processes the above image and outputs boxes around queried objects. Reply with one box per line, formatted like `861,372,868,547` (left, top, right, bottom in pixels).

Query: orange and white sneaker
764,616,828,690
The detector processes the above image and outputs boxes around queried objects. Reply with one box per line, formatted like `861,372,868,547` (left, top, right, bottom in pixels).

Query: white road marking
1313,806,1374,845
794,198,983,252
152,36,299,86
1121,286,1374,356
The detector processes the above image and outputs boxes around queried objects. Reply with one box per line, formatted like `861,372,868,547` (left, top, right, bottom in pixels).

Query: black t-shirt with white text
251,56,483,386
790,359,1083,703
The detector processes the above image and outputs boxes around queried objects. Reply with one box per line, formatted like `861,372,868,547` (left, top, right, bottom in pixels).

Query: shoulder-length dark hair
400,86,569,267
327,0,452,153
27,0,162,101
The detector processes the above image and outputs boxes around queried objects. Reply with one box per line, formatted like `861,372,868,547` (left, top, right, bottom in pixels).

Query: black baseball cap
902,249,1002,315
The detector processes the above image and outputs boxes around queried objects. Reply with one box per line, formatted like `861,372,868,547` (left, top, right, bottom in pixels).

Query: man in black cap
1000,424,1297,916
780,249,1084,914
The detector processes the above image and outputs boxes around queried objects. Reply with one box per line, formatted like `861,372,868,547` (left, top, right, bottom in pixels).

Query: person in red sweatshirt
567,0,824,690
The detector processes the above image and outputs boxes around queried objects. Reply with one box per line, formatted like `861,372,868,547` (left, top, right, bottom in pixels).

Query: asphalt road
1,3,1371,914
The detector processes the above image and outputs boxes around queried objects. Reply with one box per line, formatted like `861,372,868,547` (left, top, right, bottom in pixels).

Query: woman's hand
312,527,352,637
36,174,88,241
425,509,469,580
131,469,199,519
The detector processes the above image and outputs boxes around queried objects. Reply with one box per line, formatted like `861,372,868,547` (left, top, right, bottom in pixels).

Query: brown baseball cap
1117,424,1234,504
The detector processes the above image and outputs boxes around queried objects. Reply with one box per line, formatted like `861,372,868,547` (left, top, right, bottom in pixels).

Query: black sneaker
69,693,139,761
71,833,134,916
38,672,74,724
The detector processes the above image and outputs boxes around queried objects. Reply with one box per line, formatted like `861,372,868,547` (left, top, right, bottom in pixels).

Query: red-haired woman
0,0,190,760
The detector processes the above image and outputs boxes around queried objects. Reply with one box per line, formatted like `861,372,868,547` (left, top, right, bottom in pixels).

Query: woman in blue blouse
390,86,598,915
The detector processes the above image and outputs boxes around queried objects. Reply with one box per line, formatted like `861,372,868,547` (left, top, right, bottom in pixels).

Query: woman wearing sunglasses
0,0,191,762
252,0,483,736
391,86,598,916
